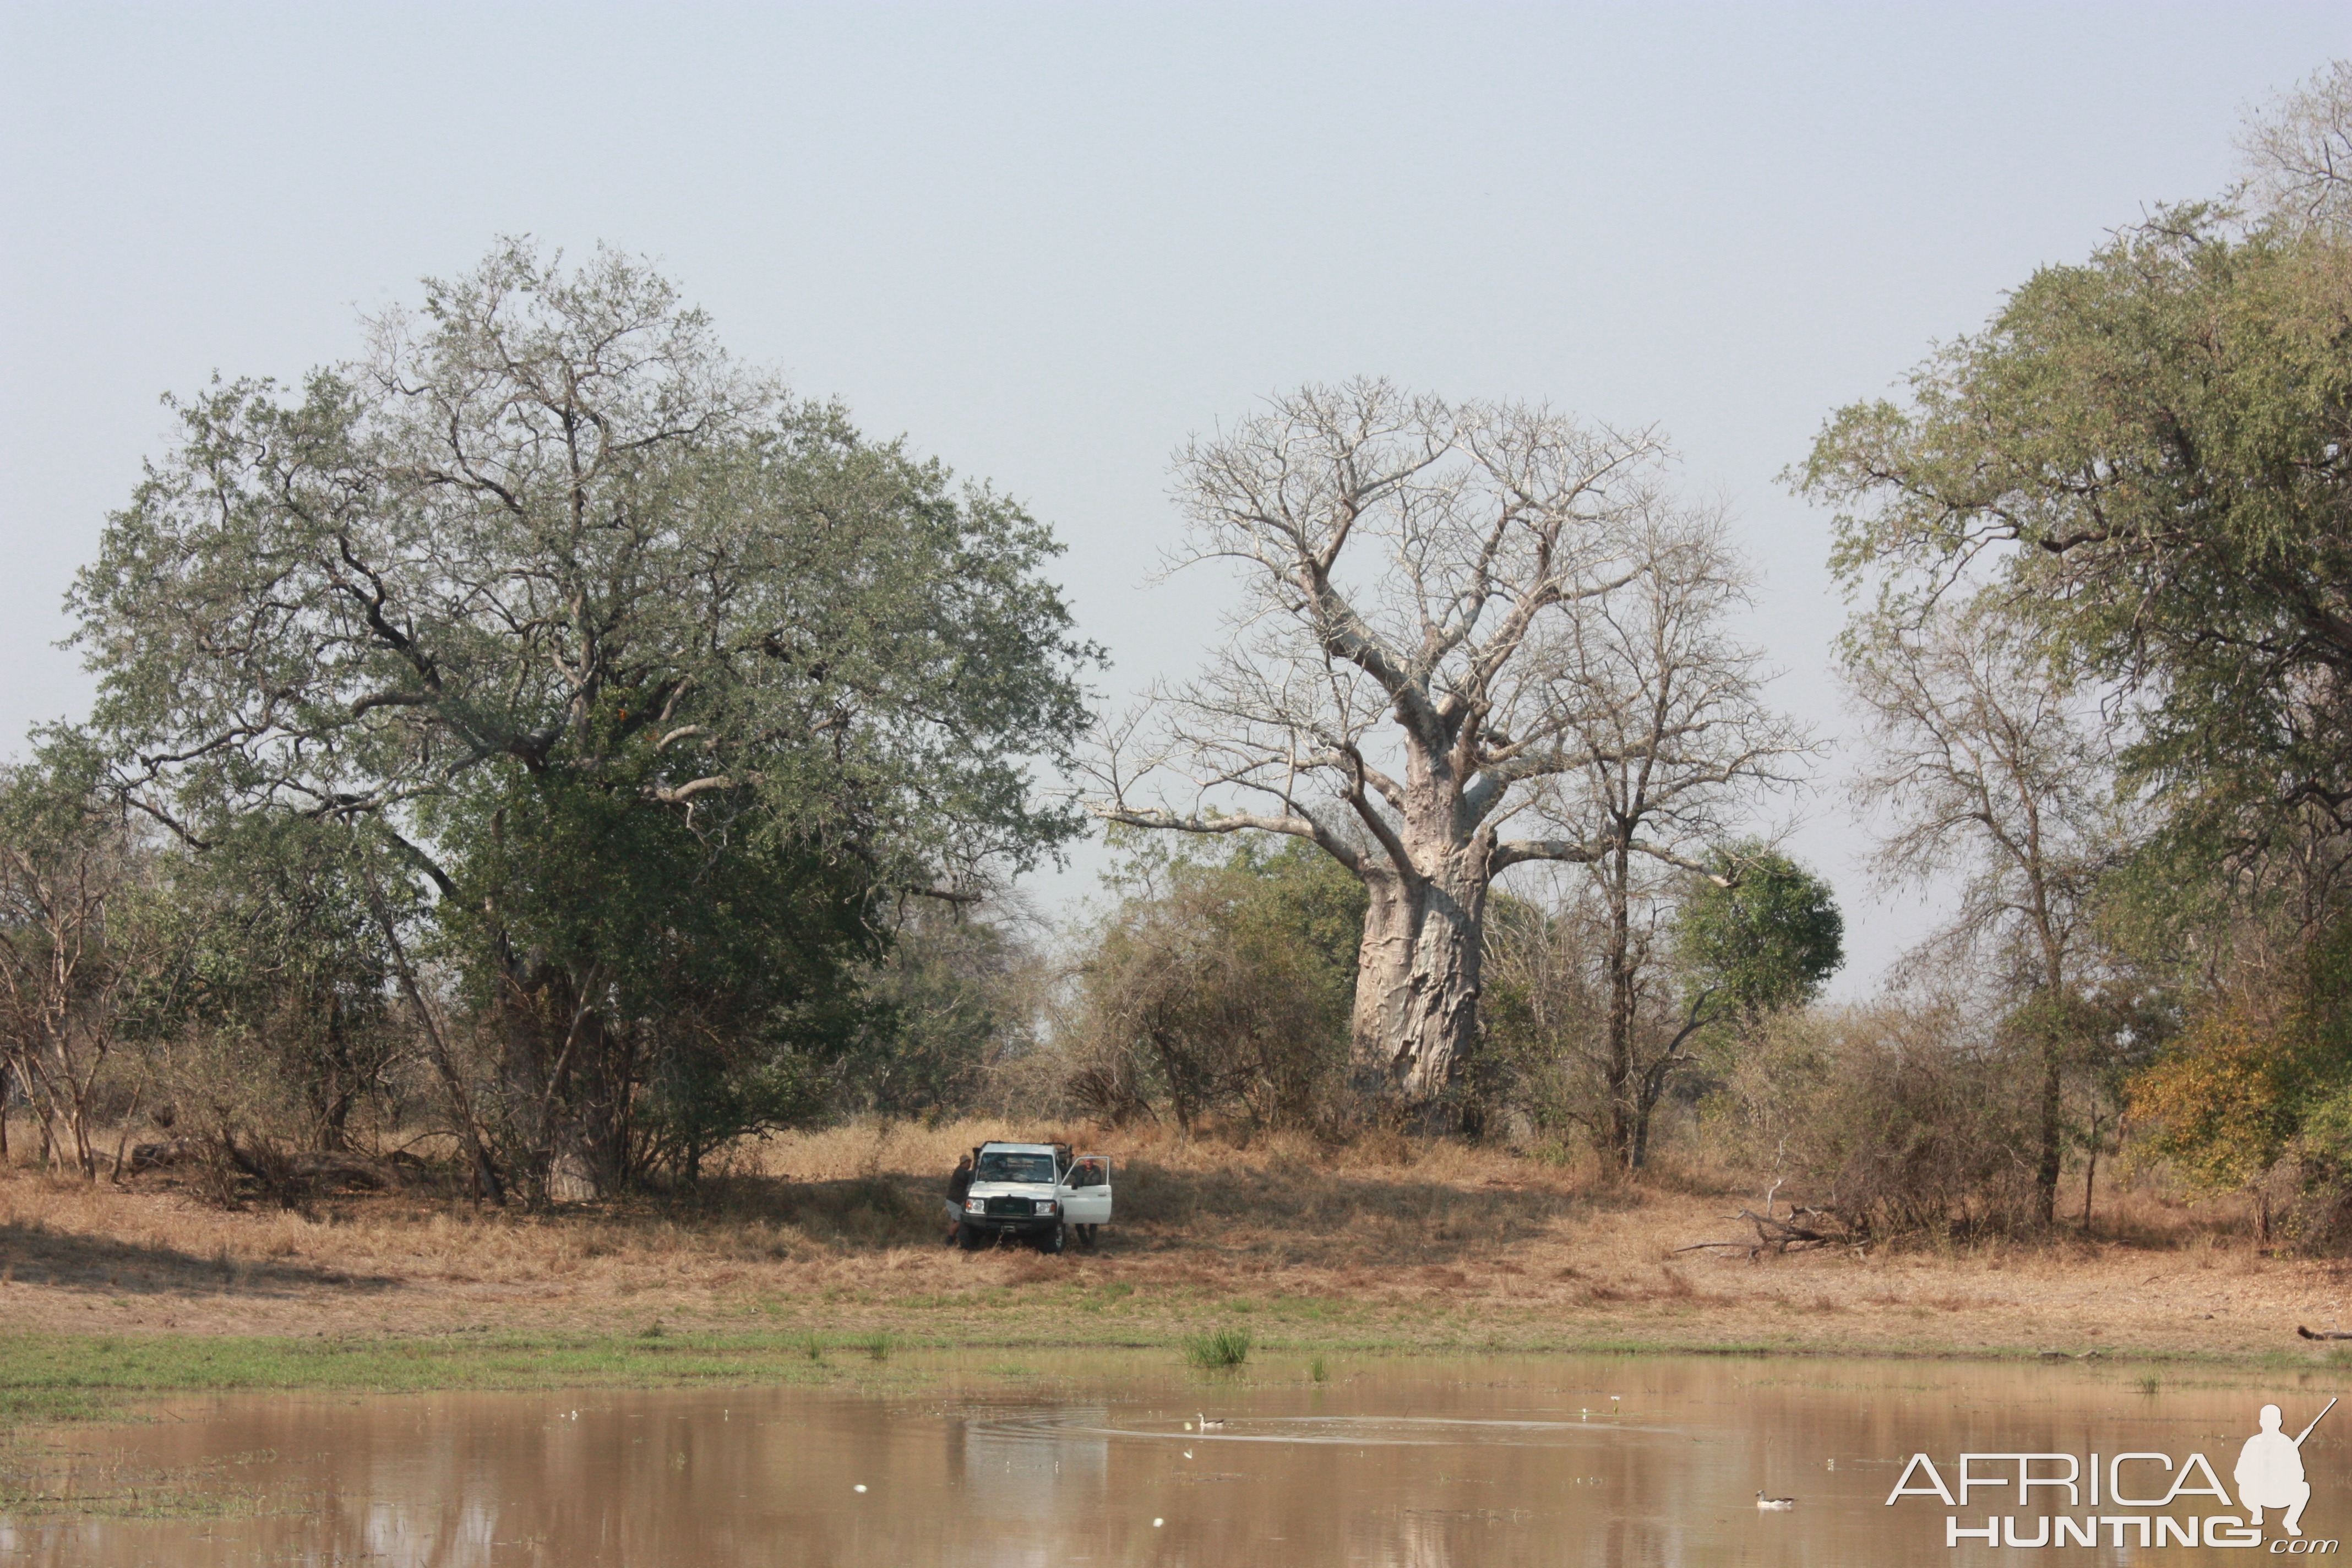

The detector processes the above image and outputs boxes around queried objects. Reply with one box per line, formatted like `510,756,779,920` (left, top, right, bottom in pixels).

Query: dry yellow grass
1,1117,2346,1364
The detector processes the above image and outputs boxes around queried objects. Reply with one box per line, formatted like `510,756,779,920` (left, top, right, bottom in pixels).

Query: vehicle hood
966,1180,1057,1199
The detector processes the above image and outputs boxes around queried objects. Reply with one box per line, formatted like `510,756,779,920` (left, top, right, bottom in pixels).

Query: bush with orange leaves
2130,998,2301,1236
2130,924,2352,1244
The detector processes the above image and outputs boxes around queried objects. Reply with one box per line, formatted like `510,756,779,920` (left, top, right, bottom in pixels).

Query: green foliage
1067,834,1365,1131
1793,95,2352,1226
437,761,884,1184
61,241,1096,1197
1477,852,1840,1159
839,902,1038,1119
1799,207,2352,900
2133,918,2352,1215
73,243,1094,883
134,816,406,1152
1674,845,1844,1025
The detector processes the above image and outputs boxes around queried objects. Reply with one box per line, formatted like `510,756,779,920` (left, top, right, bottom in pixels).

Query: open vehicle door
1060,1155,1112,1225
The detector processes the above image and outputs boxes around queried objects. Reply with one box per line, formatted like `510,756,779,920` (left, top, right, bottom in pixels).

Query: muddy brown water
5,1352,2351,1565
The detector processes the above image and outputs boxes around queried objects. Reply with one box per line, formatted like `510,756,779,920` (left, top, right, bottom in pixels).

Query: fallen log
126,1140,427,1192
2297,1325,2352,1341
128,1138,204,1172
285,1152,425,1191
1676,1205,1859,1259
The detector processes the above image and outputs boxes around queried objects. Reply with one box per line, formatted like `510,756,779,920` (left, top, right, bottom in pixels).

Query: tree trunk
2080,1114,2099,1233
1600,850,1639,1166
2036,1036,2063,1227
1631,1072,1660,1170
497,946,650,1202
364,873,507,1206
1347,841,1490,1115
1349,871,1414,1097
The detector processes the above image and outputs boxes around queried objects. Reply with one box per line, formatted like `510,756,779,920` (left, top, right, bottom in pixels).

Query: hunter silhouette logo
1885,1397,2339,1550
2240,1399,2333,1538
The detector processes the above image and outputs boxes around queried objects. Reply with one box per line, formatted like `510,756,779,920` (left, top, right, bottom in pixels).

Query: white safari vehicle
955,1141,1113,1254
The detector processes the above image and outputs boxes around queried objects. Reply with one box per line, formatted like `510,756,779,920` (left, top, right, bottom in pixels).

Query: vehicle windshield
974,1151,1056,1184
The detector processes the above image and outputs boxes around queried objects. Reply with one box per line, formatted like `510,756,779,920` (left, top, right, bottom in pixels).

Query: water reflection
2,1354,2345,1566
961,1406,1110,1509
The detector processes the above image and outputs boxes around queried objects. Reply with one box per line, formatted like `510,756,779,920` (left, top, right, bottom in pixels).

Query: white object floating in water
1153,1518,1164,1528
1183,1451,1193,1459
854,1485,868,1494
1756,1490,1796,1510
1183,1422,1193,1431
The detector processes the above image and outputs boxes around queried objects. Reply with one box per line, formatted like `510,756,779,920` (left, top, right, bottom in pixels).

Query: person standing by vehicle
944,1152,974,1244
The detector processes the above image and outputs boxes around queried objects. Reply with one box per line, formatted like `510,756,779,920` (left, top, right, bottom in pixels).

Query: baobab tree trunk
1350,872,1414,1095
1348,840,1492,1114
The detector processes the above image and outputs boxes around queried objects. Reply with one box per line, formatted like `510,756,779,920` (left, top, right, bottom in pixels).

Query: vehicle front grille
984,1196,1037,1218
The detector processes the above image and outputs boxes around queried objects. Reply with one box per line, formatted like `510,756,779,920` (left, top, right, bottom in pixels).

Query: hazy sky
4,3,2347,990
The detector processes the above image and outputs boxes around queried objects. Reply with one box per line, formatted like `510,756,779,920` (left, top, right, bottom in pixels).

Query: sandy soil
2,1120,2347,1364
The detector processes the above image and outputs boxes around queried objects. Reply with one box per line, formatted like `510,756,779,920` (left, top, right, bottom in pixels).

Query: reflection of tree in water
957,1407,1110,1516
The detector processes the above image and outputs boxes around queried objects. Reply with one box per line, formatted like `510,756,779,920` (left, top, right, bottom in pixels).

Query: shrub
1723,998,2044,1237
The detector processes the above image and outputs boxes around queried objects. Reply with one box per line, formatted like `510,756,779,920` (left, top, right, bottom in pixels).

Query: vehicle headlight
1037,1200,1058,1215
965,1197,984,1212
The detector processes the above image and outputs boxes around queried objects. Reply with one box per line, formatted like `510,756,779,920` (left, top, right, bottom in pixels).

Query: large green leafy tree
70,241,1095,1198
1796,187,2352,894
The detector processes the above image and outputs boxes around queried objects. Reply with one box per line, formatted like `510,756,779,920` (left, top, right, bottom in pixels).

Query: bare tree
1087,380,1805,1114
0,761,161,1178
2237,58,2352,235
1555,518,1811,1162
1844,594,2119,1224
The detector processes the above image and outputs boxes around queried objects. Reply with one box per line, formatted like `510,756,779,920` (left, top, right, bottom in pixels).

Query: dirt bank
2,1120,2346,1368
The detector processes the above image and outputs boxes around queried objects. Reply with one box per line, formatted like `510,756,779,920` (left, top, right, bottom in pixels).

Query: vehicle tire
1039,1221,1066,1255
957,1221,981,1251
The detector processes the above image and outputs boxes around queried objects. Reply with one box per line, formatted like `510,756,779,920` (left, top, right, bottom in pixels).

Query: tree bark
2036,1031,2064,1227
1347,837,1491,1113
1349,872,1414,1096
1601,851,1640,1164
2080,1110,2100,1232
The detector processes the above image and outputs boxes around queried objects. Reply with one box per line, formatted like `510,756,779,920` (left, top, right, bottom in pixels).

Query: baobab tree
1087,380,1805,1114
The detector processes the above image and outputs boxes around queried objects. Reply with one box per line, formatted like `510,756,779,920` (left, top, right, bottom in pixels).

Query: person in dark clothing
944,1153,974,1245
